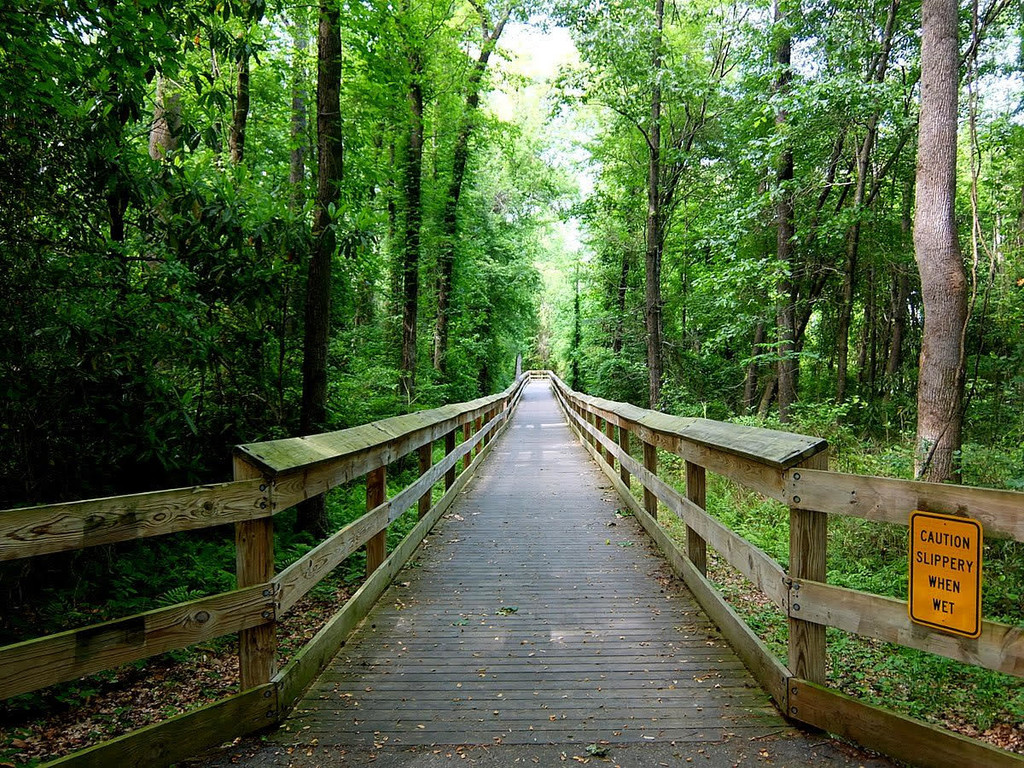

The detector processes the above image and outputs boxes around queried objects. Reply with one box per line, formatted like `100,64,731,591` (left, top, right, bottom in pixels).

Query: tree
431,1,511,373
912,0,965,483
644,0,665,409
773,0,797,423
297,0,344,537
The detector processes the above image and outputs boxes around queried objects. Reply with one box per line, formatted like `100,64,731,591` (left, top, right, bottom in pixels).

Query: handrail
0,372,530,768
546,371,1024,768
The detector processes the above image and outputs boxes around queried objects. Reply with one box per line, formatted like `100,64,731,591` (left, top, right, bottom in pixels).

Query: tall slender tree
913,0,965,482
774,0,797,422
432,1,511,373
399,49,425,401
644,0,665,409
297,0,343,537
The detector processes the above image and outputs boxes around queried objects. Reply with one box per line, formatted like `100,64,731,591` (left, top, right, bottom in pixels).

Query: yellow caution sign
909,511,982,638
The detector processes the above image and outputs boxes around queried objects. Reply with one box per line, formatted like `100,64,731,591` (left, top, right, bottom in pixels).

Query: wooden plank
0,480,268,562
444,428,457,489
549,372,826,469
241,373,528,490
566,404,789,609
642,440,658,519
41,683,276,768
618,425,631,488
573,418,791,710
0,584,272,700
417,443,432,519
234,456,276,691
462,422,472,472
789,679,1024,768
786,468,1024,542
269,388,522,513
274,413,506,614
275,505,390,615
275,405,514,714
788,451,828,686
292,388,788,748
603,417,616,467
365,467,387,577
794,580,1024,677
686,461,707,576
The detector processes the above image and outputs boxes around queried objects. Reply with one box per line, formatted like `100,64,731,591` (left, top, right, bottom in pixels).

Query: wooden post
618,426,631,488
473,416,483,458
685,461,707,576
643,441,658,520
462,422,472,472
603,418,616,468
233,455,275,690
417,443,432,519
365,466,387,576
445,428,457,489
788,450,829,685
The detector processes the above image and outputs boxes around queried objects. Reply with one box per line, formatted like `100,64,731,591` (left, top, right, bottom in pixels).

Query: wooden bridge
2,373,1022,767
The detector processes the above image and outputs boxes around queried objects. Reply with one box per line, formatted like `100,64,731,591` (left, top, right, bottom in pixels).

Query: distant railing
0,373,530,767
546,371,1024,768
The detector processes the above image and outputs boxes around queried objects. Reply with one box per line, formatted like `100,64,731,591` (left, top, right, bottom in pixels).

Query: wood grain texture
560,392,792,711
686,461,707,576
795,580,1024,677
618,425,631,488
788,452,828,686
444,428,457,489
282,383,788,747
643,440,658,519
417,443,432,519
0,480,268,562
234,456,277,690
42,684,276,768
564,402,789,609
549,372,826,468
274,399,515,715
786,468,1024,541
365,467,387,577
241,376,528,508
275,505,390,615
789,679,1024,768
0,585,272,700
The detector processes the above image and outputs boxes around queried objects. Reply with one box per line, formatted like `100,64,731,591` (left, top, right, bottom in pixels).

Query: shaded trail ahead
193,382,893,766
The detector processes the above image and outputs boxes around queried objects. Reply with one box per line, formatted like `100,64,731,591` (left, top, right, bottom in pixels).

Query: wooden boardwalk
281,381,788,747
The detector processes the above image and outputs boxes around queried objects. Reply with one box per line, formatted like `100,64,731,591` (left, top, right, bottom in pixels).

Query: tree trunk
149,76,181,160
399,53,424,402
229,42,250,165
570,265,582,390
644,0,665,409
611,247,630,355
913,0,965,483
836,0,900,403
757,375,777,419
432,10,509,373
774,1,796,422
743,322,765,412
289,16,308,207
297,0,343,537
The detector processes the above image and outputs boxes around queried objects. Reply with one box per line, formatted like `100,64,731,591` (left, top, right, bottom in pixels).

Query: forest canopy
1,0,1023,504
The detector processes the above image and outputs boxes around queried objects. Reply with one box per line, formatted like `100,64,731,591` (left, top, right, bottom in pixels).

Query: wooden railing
546,371,1024,768
0,373,530,768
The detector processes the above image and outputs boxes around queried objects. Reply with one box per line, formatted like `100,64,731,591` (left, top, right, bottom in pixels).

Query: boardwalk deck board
278,382,790,747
